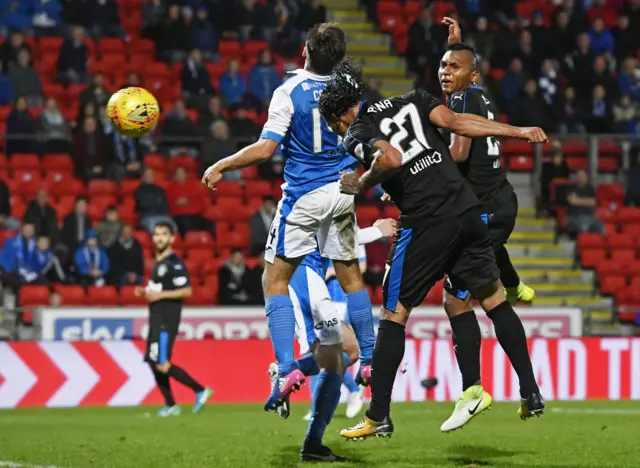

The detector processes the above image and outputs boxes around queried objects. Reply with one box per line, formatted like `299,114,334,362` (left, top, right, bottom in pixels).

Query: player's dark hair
153,221,175,235
306,23,346,75
318,60,367,120
447,43,478,70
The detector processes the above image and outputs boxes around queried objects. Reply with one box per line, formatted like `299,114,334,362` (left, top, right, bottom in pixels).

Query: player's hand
520,127,548,144
144,291,163,303
443,17,462,45
339,171,362,195
134,286,145,297
374,218,398,238
380,192,392,202
201,164,223,192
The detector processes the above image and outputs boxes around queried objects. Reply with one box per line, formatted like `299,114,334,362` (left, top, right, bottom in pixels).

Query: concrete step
589,323,624,335
351,54,406,68
347,32,391,46
517,193,536,209
512,257,574,269
509,231,554,243
587,310,615,322
513,217,555,232
518,269,593,284
329,10,367,22
507,173,533,188
363,66,407,78
338,21,375,33
379,78,414,92
518,207,536,218
534,296,612,308
324,0,360,10
506,242,574,258
382,88,418,97
349,43,391,54
529,283,594,297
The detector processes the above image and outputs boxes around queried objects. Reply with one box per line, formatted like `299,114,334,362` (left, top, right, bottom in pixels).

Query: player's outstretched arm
340,141,403,195
429,105,548,143
443,17,462,46
201,138,278,191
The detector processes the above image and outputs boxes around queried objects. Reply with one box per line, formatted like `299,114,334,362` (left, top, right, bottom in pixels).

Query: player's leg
439,285,492,432
341,224,441,440
144,320,179,416
453,210,543,419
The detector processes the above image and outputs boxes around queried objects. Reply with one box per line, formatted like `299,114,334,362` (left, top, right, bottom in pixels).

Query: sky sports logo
54,318,134,341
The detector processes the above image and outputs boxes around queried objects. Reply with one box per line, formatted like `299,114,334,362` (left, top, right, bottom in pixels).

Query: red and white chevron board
1,338,640,408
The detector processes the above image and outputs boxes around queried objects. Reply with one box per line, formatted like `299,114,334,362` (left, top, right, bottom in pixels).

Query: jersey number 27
379,104,431,164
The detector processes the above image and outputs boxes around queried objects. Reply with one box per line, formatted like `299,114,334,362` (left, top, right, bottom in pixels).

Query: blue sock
265,294,295,373
293,354,320,377
343,368,359,393
345,289,375,365
308,374,319,398
304,370,342,447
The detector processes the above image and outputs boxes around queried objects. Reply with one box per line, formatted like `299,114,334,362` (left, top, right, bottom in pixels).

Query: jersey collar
289,68,331,81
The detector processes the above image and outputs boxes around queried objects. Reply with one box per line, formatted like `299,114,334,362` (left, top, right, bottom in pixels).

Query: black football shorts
382,208,500,312
144,311,180,364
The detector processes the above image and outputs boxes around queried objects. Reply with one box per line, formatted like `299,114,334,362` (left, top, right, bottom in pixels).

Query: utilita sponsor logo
134,318,270,340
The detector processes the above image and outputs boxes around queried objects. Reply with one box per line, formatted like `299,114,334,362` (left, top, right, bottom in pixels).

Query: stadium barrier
38,307,583,341
1,337,639,408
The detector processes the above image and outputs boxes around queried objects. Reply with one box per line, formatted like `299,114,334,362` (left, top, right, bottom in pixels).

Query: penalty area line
0,461,62,468
550,407,640,415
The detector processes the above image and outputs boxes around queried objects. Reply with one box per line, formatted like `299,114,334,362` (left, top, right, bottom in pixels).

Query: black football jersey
146,252,191,315
448,86,513,206
343,89,478,227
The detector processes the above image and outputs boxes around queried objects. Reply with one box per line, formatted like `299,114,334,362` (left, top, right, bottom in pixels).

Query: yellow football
106,87,160,138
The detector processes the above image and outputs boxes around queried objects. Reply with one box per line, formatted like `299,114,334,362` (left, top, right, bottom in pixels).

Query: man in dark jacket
57,26,89,84
107,224,144,285
0,178,20,230
74,116,108,180
248,196,276,255
134,169,175,234
60,197,92,257
23,189,59,246
218,248,251,305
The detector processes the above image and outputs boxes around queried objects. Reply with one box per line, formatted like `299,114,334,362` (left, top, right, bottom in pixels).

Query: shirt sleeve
171,262,191,288
449,91,483,116
412,89,443,117
343,119,386,166
260,86,294,144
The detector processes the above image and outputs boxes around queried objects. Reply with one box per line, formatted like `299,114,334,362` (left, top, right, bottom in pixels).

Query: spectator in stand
541,144,571,207
181,49,215,109
471,16,494,61
0,31,30,72
478,60,499,105
39,98,72,154
248,49,281,109
60,197,92,257
218,248,251,305
588,55,616,99
28,236,66,284
107,224,143,286
0,223,40,290
0,62,13,105
296,0,326,36
189,7,218,59
141,0,166,43
228,108,259,138
0,179,19,230
528,11,550,58
6,96,36,155
509,79,549,130
121,72,142,89
237,0,262,42
75,230,110,287
363,77,384,103
555,86,587,134
564,33,595,98
406,8,437,78
612,95,637,133
7,48,43,107
248,196,276,255
513,29,540,76
74,116,108,180
585,85,612,133
161,99,198,157
625,152,640,206
538,60,559,106
201,120,235,170
556,0,588,38
86,0,122,37
79,73,111,110
246,252,265,305
623,0,640,30
500,58,526,111
363,235,391,287
550,10,573,61
95,206,123,249
106,129,143,181
196,96,225,136
565,170,604,235
23,189,59,246
57,26,89,84
219,59,247,108
158,4,189,63
613,15,637,62
76,100,98,130
490,20,519,69
167,167,208,235
60,0,85,25
134,169,174,234
587,17,615,56
618,57,640,103
261,0,293,44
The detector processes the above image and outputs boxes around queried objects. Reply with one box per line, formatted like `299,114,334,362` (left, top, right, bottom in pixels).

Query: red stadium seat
596,183,624,203
621,223,640,238
219,41,242,57
356,205,381,225
615,207,640,225
213,180,244,198
615,288,640,306
241,166,258,180
10,153,39,172
382,204,400,220
185,286,217,305
19,285,51,306
143,153,166,173
215,200,250,222
242,41,269,59
245,180,272,198
134,230,151,250
610,249,636,262
580,249,607,268
56,285,87,305
120,179,141,197
184,231,215,250
166,155,198,175
48,177,84,198
88,179,118,198
600,276,627,296
596,259,628,278
576,233,606,250
630,276,640,290
508,155,534,172
42,153,74,173
605,233,635,250
120,285,147,305
87,286,119,305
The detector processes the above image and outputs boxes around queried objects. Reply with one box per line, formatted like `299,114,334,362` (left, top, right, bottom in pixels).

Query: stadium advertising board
1,338,638,408
39,307,583,341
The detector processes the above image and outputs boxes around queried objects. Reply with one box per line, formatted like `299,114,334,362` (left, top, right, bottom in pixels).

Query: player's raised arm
443,17,462,46
202,86,293,191
429,104,548,143
340,140,402,194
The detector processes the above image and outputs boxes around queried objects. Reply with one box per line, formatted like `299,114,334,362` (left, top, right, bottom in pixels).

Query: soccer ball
106,87,159,138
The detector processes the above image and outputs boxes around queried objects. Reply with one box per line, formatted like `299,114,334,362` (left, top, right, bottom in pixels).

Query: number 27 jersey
343,89,478,227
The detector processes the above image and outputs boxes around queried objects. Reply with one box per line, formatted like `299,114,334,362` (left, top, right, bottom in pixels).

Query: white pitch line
0,461,62,468
551,407,640,415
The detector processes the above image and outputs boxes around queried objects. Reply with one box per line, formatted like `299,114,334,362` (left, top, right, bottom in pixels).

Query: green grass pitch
0,401,637,468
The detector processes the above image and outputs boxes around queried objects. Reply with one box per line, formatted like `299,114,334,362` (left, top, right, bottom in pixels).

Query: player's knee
155,362,171,374
444,292,473,318
472,280,505,311
263,257,296,296
381,305,410,325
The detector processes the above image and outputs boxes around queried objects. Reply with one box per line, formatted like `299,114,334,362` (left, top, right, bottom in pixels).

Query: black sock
366,320,405,422
449,311,482,391
487,301,539,398
495,246,520,288
152,369,175,407
167,365,205,393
